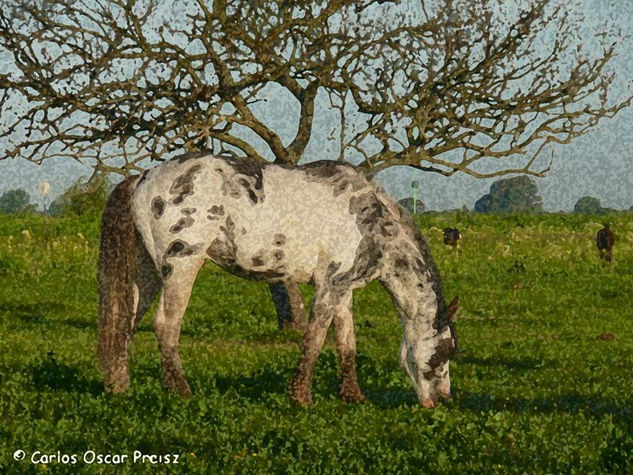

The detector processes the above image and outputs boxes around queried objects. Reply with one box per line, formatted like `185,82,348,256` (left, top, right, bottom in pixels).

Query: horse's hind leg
152,259,203,397
289,288,345,405
332,292,365,403
133,240,163,331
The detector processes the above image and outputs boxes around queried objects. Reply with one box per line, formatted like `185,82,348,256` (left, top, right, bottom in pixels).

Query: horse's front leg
289,290,338,405
332,292,365,403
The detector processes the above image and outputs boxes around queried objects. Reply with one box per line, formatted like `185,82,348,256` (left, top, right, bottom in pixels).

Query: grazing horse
443,228,462,248
98,152,459,407
597,225,614,263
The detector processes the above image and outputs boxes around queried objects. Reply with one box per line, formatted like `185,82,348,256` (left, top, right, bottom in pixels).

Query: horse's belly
230,229,320,283
229,215,361,285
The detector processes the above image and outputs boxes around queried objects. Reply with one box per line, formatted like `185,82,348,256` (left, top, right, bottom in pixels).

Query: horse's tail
98,175,140,392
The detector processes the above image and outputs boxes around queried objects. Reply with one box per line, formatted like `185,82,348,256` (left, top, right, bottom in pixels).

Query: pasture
0,211,632,473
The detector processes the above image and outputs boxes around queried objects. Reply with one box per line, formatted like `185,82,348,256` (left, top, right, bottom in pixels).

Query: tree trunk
269,282,308,332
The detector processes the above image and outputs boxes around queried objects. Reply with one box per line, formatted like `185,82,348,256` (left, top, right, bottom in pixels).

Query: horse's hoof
340,388,366,404
341,393,366,404
290,395,313,406
289,387,313,406
177,386,192,398
164,377,192,398
104,378,130,394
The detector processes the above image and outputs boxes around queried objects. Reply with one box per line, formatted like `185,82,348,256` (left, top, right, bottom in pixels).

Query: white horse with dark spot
98,152,459,407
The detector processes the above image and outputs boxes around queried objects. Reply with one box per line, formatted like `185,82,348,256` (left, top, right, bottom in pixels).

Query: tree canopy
474,175,542,213
1,0,630,183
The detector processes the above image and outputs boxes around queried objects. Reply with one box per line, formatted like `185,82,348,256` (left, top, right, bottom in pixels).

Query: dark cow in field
597,225,614,263
443,228,462,248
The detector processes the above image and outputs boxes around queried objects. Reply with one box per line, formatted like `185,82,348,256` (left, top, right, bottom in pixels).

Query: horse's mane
374,188,450,330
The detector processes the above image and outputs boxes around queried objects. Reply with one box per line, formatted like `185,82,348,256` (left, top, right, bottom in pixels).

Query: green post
411,176,419,215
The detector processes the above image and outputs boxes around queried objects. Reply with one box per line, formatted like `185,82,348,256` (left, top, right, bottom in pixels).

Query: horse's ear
446,296,459,321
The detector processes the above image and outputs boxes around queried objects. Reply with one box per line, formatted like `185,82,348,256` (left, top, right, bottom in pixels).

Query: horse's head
400,296,459,408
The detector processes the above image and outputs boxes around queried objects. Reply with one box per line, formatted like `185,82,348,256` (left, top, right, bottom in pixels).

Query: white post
39,181,50,215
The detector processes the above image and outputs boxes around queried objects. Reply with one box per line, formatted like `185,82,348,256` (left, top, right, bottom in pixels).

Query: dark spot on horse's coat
241,228,247,235
328,192,391,286
161,264,173,279
214,158,265,204
206,238,237,265
207,237,283,282
423,338,454,380
325,261,343,282
225,157,265,190
380,221,399,238
151,197,166,219
394,258,408,270
207,216,238,266
272,250,284,262
273,234,286,246
209,205,224,215
168,241,184,254
182,207,197,215
247,189,258,203
303,161,369,198
169,216,194,233
166,239,195,257
221,216,236,241
303,162,341,179
169,164,202,205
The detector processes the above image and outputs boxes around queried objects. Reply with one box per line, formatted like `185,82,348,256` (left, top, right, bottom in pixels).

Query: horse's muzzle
421,398,436,409
421,391,450,409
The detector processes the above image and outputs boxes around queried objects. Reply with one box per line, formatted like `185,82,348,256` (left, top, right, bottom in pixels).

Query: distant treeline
0,177,113,217
400,176,630,215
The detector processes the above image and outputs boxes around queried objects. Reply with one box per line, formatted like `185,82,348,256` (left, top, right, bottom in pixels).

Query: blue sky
1,0,631,212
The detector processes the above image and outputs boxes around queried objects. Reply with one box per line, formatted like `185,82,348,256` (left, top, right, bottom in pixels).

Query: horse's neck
379,245,441,330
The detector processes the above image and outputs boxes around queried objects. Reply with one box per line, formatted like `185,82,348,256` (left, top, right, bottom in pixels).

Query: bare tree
1,0,630,328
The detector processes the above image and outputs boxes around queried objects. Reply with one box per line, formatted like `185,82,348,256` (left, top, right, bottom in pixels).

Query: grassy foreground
0,211,632,473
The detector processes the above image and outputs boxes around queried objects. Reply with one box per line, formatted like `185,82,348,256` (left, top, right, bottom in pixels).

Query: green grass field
0,211,632,473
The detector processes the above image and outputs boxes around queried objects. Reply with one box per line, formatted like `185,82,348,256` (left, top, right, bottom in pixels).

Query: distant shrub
0,188,38,214
574,196,603,214
49,175,115,218
573,196,615,214
398,197,425,214
474,176,543,213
